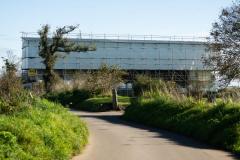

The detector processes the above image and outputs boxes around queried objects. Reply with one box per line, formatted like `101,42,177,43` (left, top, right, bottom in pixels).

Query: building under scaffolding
22,33,212,92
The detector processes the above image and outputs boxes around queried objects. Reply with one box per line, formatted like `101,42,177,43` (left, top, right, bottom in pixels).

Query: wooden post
112,88,118,110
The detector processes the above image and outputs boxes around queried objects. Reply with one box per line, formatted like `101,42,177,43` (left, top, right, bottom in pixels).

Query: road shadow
77,112,240,160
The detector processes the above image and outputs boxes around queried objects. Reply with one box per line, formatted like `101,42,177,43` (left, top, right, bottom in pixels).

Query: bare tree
1,50,20,75
85,64,126,110
85,64,125,94
205,2,240,86
38,24,95,93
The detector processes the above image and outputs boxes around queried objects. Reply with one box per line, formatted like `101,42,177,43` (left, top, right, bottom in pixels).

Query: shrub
84,64,126,96
0,90,35,114
133,74,180,97
0,56,35,114
0,99,88,159
217,87,240,102
123,95,240,153
44,89,91,108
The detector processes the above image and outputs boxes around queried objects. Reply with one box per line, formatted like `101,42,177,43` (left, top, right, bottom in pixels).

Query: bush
84,64,126,96
44,89,91,108
133,74,179,97
0,90,35,114
0,99,88,159
123,95,240,153
0,56,36,114
217,87,240,102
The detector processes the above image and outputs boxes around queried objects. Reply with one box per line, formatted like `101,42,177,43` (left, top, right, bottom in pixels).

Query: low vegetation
123,75,240,153
124,95,240,153
44,89,92,108
79,96,131,112
45,90,131,112
44,64,129,111
0,57,88,159
84,64,126,96
0,99,88,160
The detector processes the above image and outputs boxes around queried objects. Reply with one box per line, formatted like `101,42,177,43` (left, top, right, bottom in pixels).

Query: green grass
123,95,240,153
78,96,131,112
0,99,88,160
44,89,131,112
83,96,131,107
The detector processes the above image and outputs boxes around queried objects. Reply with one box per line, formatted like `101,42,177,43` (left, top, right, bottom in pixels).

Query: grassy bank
123,95,240,153
0,99,88,160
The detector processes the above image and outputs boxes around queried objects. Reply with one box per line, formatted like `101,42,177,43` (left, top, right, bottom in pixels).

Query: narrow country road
72,111,239,160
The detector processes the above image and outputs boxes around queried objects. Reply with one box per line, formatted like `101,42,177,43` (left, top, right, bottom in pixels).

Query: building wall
22,37,213,91
22,38,210,71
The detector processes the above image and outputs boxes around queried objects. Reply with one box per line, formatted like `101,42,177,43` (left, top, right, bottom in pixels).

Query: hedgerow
123,94,240,153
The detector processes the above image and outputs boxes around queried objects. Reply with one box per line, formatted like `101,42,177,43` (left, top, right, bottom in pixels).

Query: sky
0,0,233,63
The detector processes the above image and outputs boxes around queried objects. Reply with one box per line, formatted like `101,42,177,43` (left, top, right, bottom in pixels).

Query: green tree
205,2,240,86
38,24,95,93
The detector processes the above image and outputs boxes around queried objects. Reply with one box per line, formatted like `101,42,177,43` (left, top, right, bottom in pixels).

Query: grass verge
123,95,240,153
78,96,131,112
0,99,88,160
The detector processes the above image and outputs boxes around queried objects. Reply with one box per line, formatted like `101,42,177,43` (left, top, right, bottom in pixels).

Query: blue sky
0,0,233,60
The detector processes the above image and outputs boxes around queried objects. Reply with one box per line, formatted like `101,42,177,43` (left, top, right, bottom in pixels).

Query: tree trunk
112,88,119,110
44,63,54,93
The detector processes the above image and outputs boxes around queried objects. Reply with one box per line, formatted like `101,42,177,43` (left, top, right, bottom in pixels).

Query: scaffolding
21,32,208,42
21,32,212,93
